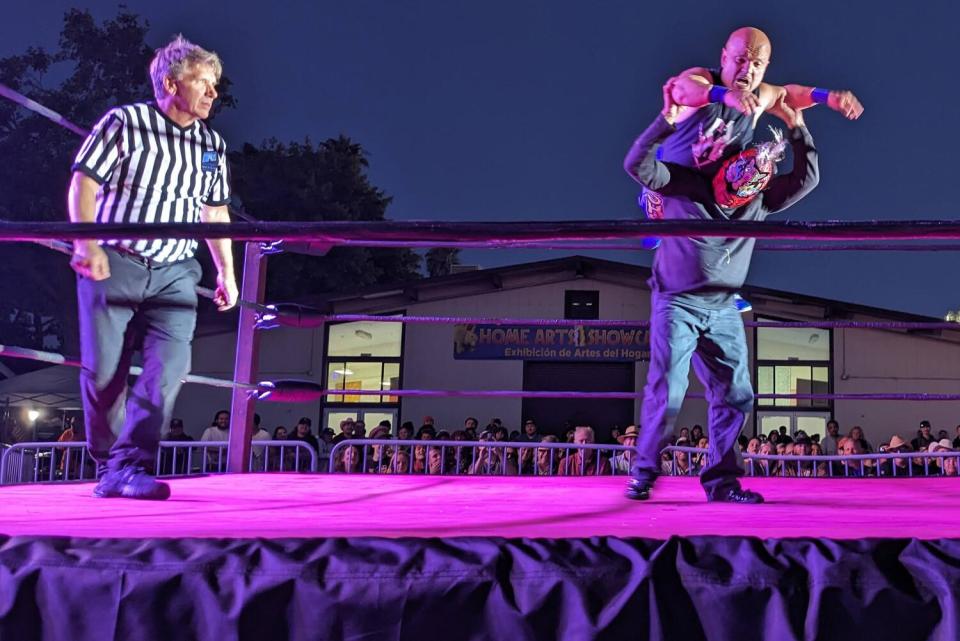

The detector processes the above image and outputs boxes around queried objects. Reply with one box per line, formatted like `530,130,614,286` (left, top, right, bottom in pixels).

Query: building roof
312,255,950,327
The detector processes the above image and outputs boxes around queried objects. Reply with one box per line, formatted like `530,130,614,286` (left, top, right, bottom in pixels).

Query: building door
522,361,635,441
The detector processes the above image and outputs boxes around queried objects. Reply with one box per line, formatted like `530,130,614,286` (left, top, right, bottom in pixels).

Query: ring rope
9,219,960,244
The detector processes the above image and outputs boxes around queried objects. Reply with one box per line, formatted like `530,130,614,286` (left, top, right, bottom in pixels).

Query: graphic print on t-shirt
691,117,739,169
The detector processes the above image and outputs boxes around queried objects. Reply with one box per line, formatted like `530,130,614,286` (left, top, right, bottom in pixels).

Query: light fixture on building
27,409,40,422
332,368,354,376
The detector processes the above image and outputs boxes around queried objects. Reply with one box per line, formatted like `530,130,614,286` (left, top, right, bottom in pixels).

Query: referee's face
173,63,219,122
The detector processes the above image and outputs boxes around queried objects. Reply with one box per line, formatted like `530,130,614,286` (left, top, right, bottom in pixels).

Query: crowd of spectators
664,419,960,478
149,412,960,478
6,408,960,482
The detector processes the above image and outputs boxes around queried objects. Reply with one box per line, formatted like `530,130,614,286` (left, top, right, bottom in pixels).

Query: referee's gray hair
149,34,223,101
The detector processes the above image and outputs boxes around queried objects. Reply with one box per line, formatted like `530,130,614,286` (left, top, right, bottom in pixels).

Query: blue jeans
631,293,754,498
77,249,201,473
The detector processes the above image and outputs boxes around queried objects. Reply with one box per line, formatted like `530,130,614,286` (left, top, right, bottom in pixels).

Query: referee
67,35,237,500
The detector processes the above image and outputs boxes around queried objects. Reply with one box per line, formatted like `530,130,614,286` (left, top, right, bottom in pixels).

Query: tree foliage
0,8,420,354
425,247,462,278
230,137,422,298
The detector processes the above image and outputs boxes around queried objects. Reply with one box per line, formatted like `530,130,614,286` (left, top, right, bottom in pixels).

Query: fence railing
660,445,960,478
327,439,634,475
0,440,317,485
4,439,958,484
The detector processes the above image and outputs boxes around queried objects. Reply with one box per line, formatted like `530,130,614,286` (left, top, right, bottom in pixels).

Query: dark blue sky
3,1,958,316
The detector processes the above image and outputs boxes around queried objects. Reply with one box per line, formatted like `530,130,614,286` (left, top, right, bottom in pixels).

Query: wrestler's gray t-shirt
644,69,758,308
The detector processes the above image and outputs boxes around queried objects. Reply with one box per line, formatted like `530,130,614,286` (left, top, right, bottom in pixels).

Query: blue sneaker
733,294,752,314
93,465,171,500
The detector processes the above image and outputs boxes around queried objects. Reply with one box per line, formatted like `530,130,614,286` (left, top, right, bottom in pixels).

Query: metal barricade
0,439,318,485
659,445,960,478
154,440,318,476
0,442,95,484
327,439,634,476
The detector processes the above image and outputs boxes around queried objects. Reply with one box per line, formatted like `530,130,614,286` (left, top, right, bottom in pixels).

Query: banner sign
453,324,649,361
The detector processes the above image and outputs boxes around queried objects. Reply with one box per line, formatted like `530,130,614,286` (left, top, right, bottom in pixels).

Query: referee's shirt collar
149,102,200,133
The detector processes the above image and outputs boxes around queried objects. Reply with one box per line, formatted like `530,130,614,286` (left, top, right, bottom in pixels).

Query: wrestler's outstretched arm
669,67,864,120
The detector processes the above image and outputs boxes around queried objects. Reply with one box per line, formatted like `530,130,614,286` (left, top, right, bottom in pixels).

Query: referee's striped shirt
72,102,231,264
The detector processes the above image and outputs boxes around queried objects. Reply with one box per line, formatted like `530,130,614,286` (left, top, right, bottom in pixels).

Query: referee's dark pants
77,248,201,474
631,292,754,499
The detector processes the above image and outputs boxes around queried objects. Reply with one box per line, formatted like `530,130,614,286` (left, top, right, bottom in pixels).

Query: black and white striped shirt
72,102,231,263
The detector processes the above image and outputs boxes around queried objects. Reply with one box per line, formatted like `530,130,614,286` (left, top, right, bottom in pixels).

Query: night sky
3,1,958,317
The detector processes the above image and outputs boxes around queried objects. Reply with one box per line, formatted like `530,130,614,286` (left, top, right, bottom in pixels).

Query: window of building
755,317,832,412
565,290,599,320
323,319,403,418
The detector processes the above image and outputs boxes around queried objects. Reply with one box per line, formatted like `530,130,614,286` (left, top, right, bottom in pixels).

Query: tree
425,248,461,278
229,137,422,299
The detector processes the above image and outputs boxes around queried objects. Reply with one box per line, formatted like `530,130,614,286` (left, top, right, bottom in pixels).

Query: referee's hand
71,242,110,281
214,273,238,311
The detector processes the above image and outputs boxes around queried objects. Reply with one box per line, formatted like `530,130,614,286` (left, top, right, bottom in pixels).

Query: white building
4,256,959,447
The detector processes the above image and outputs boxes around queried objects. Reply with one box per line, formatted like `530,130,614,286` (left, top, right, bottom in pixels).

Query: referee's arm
67,172,110,281
200,204,237,311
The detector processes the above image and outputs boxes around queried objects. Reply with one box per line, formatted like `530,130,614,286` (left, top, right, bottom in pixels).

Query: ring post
227,241,268,473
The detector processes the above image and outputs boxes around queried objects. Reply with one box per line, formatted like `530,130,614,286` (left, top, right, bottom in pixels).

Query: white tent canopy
0,365,82,410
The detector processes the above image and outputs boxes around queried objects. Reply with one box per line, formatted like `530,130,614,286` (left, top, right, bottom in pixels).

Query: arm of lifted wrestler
670,66,863,121
622,78,713,203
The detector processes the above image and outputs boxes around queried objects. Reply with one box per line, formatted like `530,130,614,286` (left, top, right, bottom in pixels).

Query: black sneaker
709,487,764,504
625,479,653,501
93,465,171,501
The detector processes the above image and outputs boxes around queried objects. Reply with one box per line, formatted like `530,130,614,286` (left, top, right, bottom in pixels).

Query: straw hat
928,439,953,453
887,435,909,450
617,425,640,443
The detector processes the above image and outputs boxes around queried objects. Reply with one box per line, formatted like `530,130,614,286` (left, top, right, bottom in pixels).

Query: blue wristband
708,85,728,103
811,87,830,104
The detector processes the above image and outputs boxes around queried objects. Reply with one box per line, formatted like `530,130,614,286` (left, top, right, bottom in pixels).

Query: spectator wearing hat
662,438,692,476
926,439,955,476
912,421,936,453
930,440,958,476
611,425,640,474
878,435,913,477
332,418,356,445
159,418,192,475
518,419,541,443
290,417,319,471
